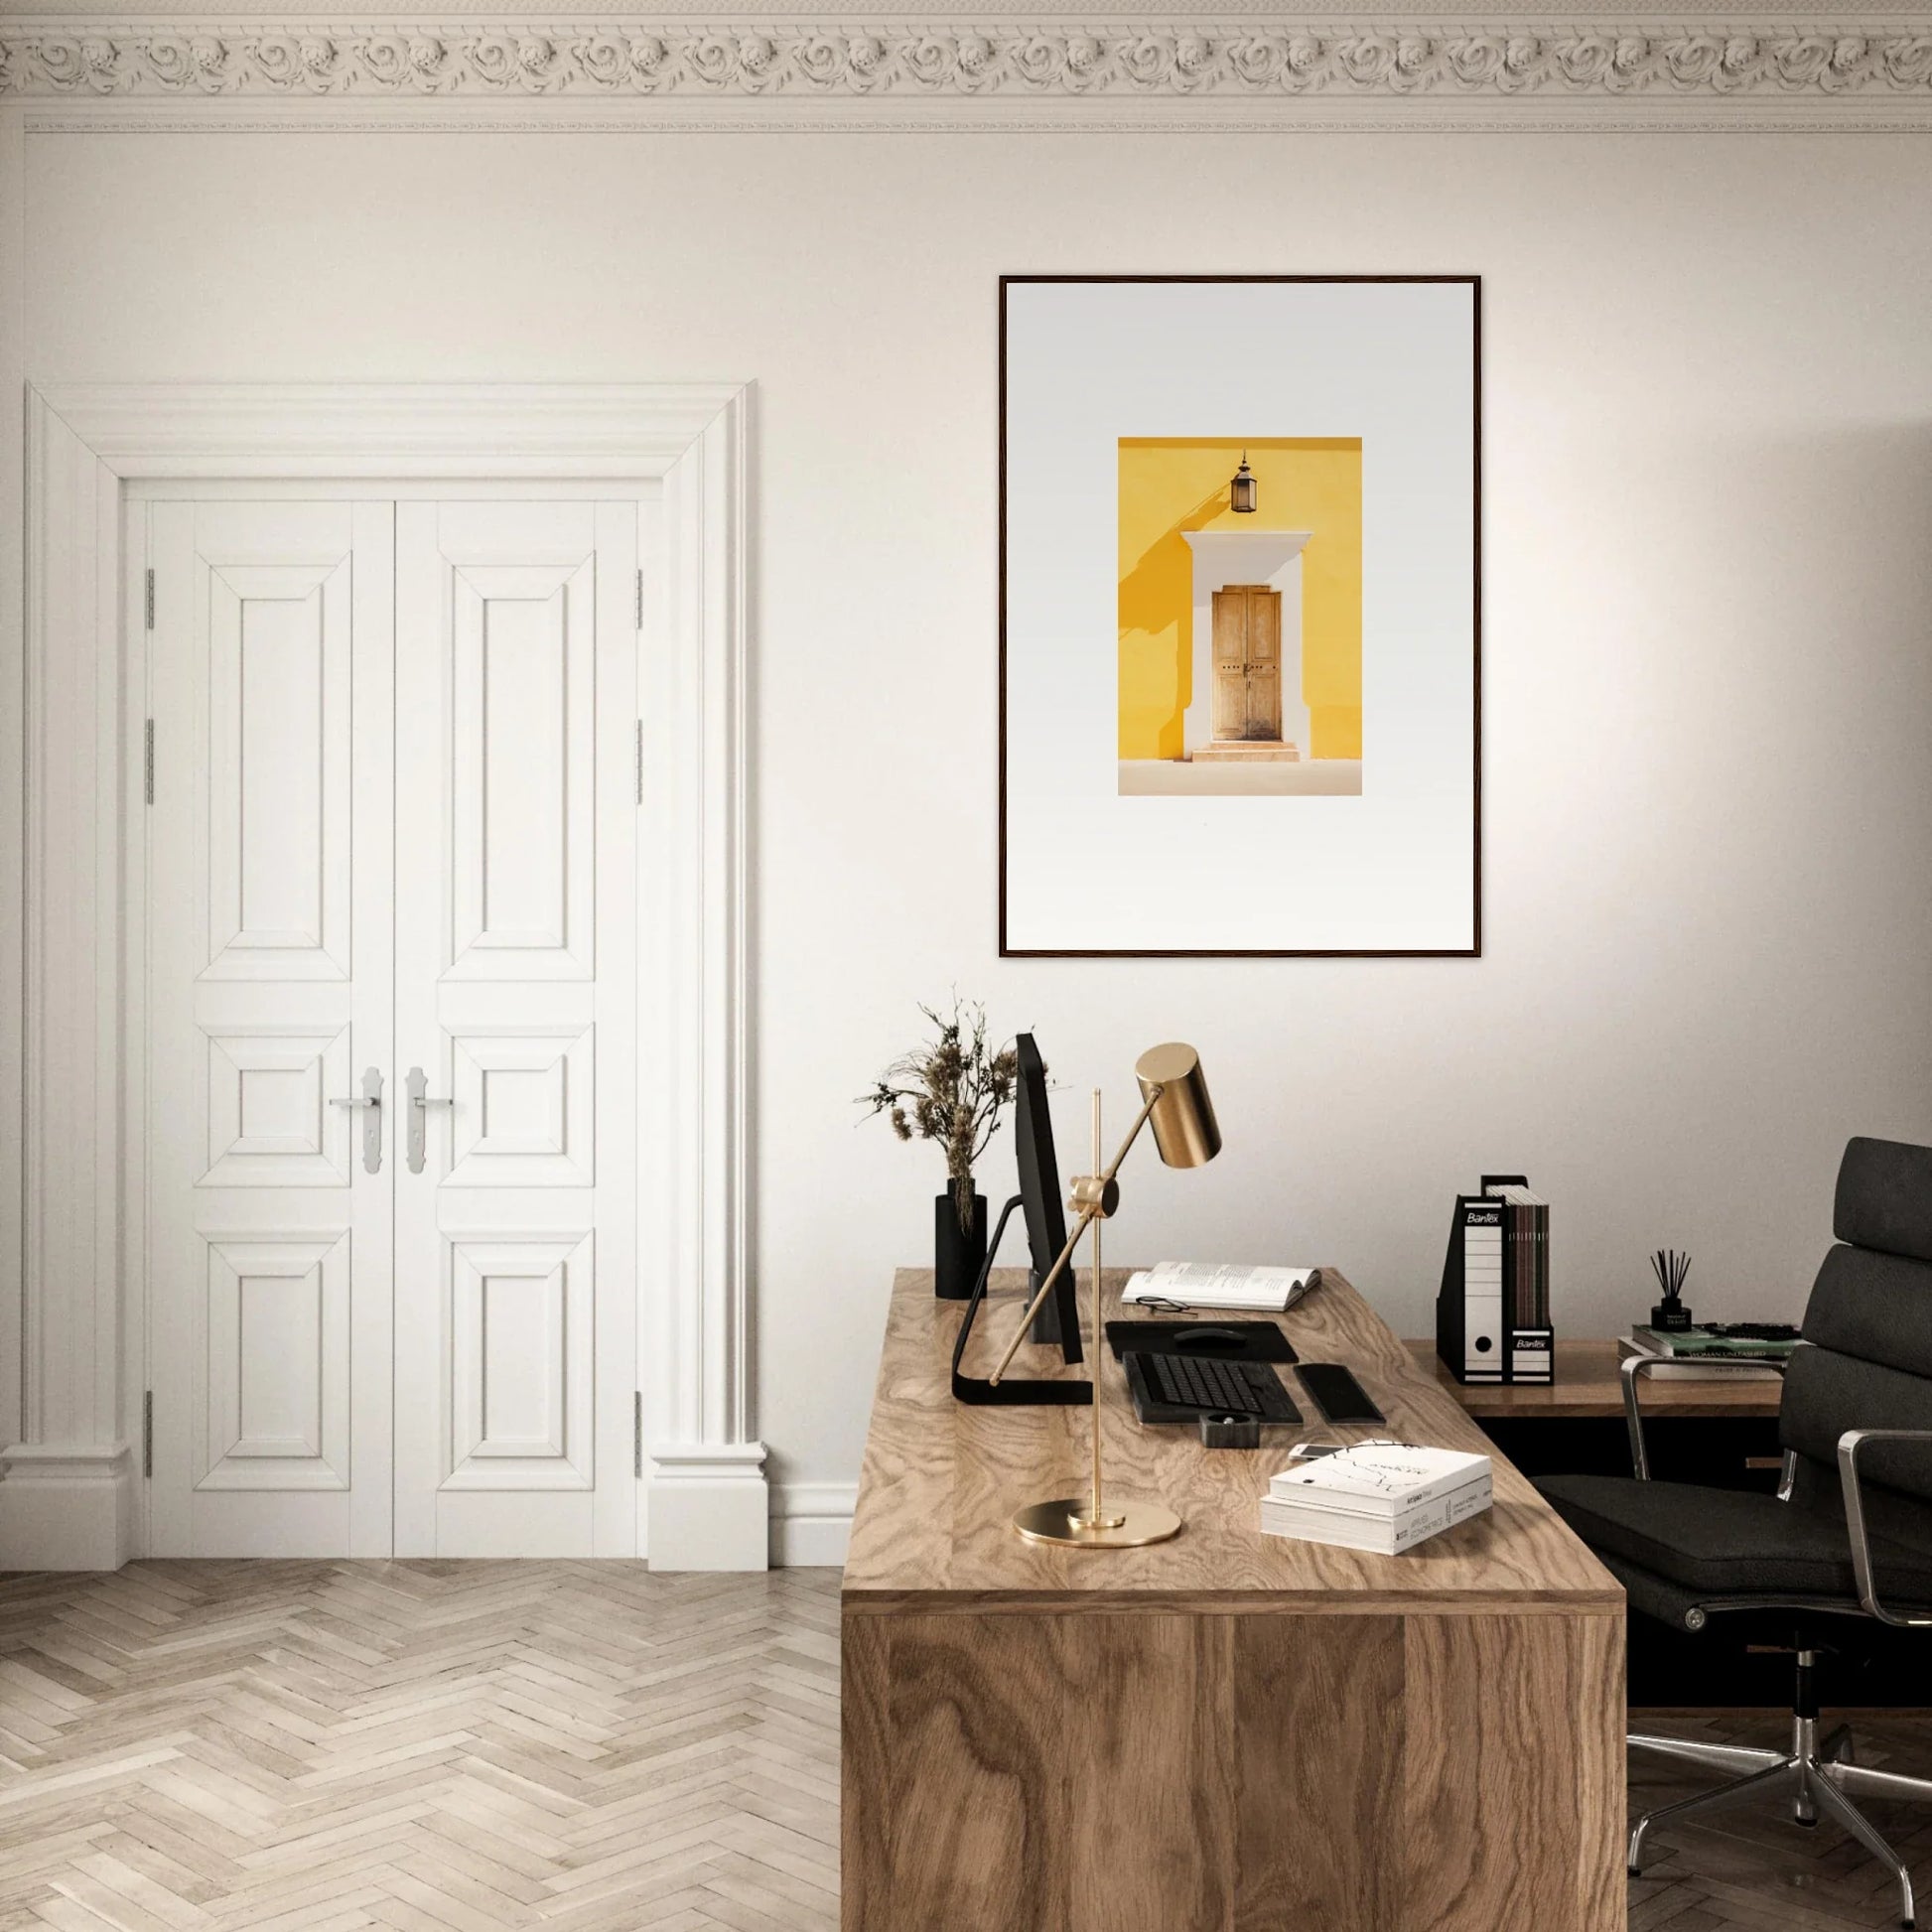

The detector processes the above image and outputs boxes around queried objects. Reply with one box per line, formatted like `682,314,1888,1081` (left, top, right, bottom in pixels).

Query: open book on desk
1122,1261,1319,1313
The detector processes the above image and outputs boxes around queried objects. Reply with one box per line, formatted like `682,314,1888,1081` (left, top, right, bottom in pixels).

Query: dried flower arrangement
861,998,1021,1233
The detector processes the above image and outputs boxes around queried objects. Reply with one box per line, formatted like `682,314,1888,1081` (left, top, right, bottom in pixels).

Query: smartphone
1297,1363,1386,1426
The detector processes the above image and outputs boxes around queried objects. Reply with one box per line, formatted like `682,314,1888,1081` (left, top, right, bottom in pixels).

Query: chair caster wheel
1795,1816,1819,1829
1627,1868,1640,1878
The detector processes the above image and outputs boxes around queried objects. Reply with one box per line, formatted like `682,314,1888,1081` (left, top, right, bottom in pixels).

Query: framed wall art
999,274,1480,957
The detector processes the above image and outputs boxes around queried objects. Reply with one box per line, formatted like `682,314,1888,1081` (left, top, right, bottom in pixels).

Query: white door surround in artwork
6,383,761,1573
1181,529,1311,759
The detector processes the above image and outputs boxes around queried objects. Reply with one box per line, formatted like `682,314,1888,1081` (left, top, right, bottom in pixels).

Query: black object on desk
1297,1362,1386,1425
1124,1351,1303,1425
1198,1414,1262,1449
1105,1319,1297,1365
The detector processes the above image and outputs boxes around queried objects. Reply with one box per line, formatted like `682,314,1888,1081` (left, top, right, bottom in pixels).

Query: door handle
330,1066,384,1174
406,1065,454,1175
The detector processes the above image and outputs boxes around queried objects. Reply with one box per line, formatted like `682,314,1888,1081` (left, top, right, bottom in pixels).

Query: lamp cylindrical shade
1134,1042,1221,1169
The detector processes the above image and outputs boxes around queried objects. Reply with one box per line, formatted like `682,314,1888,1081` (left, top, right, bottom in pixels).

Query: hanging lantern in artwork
1229,452,1258,514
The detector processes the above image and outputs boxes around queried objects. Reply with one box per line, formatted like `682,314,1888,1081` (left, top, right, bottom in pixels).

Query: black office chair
1537,1136,1932,1930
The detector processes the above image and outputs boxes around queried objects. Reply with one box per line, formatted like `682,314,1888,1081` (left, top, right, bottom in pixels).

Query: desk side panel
1233,1614,1405,1931
1403,1611,1625,1932
840,1613,892,1932
841,1604,1623,1932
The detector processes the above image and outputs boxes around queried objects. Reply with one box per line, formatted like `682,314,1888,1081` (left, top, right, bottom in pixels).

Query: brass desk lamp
988,1042,1221,1549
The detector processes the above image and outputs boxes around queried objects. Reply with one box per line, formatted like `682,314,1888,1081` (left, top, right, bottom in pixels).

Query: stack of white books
1260,1443,1493,1555
1121,1261,1317,1312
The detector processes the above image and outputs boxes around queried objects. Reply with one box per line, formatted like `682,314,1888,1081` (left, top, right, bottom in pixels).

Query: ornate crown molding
4,17,1932,114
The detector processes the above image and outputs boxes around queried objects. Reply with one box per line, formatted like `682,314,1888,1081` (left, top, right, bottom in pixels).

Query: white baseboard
0,1439,853,1573
645,1441,769,1571
770,1480,855,1568
0,1443,136,1571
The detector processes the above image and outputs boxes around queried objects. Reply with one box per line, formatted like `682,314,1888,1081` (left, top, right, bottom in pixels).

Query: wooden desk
1407,1336,1783,1419
1413,1336,1814,1711
843,1270,1625,1932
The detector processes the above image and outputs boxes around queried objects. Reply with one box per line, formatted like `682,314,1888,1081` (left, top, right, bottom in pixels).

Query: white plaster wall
17,128,1932,1533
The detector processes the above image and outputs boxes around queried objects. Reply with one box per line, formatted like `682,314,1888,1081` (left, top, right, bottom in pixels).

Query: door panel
1211,588,1244,740
1208,586,1286,744
449,561,595,978
1245,589,1282,741
147,490,638,1560
393,501,637,1557
147,500,395,1557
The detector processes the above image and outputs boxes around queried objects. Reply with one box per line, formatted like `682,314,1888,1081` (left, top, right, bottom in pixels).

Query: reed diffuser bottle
1650,1249,1694,1332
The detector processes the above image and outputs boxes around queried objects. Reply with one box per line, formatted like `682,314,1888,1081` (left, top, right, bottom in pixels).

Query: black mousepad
1105,1319,1298,1365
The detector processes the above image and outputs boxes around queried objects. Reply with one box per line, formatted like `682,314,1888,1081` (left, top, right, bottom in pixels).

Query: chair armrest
1837,1429,1932,1627
1620,1351,1789,1481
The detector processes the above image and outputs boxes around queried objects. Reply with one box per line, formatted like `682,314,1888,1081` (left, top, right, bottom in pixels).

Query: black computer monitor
1014,1034,1083,1363
948,1032,1089,1405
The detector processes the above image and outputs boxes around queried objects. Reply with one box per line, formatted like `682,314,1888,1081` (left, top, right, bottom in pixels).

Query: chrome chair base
1629,1707,1932,1929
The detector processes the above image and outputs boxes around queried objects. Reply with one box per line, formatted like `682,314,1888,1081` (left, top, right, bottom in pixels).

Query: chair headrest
1836,1136,1932,1263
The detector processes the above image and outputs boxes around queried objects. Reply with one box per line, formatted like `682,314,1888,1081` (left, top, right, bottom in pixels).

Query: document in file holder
1436,1175,1553,1386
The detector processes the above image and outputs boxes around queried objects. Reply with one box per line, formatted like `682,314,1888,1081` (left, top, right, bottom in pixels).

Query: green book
1632,1325,1799,1361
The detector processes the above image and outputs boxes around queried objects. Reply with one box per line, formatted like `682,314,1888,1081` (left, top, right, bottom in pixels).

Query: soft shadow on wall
1117,436,1363,759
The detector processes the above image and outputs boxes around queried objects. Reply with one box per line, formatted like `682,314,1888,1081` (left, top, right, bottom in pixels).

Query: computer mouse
1173,1326,1246,1351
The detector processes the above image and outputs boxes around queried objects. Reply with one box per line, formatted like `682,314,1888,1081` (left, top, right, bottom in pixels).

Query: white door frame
4,382,763,1571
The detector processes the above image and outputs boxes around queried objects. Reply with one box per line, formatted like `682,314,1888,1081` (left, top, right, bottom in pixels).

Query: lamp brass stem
1092,1089,1104,1526
1068,1090,1124,1534
986,1085,1164,1387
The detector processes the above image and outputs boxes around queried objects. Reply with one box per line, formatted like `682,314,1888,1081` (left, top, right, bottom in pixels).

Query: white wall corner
16,386,126,1559
770,1480,855,1569
646,1443,769,1571
636,385,761,1572
0,1443,135,1571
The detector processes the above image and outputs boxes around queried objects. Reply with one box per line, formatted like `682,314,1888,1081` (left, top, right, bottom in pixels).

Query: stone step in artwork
1190,741,1302,762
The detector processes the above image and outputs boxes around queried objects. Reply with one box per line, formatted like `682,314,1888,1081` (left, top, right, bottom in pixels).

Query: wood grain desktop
842,1268,1626,1932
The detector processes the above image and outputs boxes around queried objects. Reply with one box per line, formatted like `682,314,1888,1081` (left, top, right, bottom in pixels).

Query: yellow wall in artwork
1118,438,1362,759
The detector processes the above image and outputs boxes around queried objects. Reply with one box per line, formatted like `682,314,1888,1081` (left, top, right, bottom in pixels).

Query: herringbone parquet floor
0,1563,839,1932
0,1561,1928,1930
1630,1708,1932,1930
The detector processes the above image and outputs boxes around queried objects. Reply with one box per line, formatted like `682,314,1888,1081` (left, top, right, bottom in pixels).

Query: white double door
146,493,640,1557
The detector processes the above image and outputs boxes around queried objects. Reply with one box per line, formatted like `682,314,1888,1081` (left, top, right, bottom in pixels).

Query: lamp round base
1012,1496,1182,1549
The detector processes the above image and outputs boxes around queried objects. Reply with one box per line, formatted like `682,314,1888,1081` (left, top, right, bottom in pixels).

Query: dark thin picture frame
997,273,1482,959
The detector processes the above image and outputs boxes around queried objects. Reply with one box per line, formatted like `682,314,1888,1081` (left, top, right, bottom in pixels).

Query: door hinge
633,1392,643,1479
142,1391,153,1478
634,720,644,806
144,719,155,804
144,568,155,631
634,568,644,631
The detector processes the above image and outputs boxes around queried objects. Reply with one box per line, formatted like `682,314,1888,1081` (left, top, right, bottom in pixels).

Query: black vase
934,1186,989,1301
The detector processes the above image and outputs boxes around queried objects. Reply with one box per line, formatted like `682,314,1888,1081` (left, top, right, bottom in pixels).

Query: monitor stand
1029,1268,1072,1347
951,1195,1091,1407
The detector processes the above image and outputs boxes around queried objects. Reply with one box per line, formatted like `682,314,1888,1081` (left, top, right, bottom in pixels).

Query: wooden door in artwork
1210,585,1283,742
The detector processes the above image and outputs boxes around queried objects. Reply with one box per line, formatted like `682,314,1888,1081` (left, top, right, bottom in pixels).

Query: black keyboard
1126,1351,1302,1424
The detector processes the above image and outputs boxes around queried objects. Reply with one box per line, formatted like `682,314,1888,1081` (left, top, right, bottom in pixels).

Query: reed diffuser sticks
1650,1249,1692,1304
1649,1248,1694,1330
